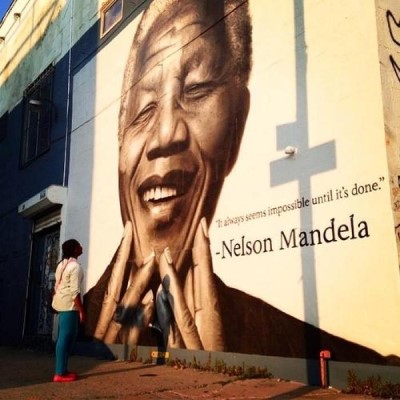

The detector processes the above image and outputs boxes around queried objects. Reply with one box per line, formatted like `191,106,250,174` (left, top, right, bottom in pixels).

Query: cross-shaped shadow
270,0,337,384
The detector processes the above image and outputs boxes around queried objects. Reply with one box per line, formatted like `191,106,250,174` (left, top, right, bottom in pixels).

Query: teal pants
55,311,79,375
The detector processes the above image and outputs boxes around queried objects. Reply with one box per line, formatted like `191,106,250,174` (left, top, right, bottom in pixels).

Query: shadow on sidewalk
268,385,328,399
80,363,156,379
0,345,113,390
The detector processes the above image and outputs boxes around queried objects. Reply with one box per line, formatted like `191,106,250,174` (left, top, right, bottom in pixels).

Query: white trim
18,185,67,218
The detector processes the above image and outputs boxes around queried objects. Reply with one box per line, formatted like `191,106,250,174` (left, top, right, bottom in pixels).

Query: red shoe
53,373,77,383
65,371,78,379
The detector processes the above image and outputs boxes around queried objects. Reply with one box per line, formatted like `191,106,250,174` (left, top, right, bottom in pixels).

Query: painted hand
93,221,156,343
157,217,225,351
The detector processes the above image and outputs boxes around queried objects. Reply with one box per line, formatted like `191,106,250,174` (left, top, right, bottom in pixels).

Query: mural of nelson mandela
84,0,400,366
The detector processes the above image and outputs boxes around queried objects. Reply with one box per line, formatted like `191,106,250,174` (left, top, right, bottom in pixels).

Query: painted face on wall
118,1,250,269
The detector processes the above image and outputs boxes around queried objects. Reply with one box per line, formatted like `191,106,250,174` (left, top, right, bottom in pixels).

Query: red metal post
319,350,331,388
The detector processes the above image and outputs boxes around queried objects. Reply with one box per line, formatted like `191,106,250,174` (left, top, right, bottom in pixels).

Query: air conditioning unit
18,185,67,217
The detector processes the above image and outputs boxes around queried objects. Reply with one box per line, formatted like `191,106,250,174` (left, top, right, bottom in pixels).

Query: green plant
163,355,271,380
345,369,400,399
213,358,227,374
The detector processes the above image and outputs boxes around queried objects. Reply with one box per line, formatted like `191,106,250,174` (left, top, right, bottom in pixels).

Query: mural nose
148,110,189,159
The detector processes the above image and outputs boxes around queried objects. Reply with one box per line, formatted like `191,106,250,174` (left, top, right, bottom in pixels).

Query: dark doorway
25,225,60,337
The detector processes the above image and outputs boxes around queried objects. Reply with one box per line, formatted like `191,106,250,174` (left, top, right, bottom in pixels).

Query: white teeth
143,186,177,202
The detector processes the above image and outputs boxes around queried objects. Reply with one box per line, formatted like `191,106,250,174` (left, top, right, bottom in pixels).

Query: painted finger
168,320,185,349
183,267,195,318
104,253,155,343
94,221,132,340
102,320,121,344
114,251,156,323
159,248,203,350
193,217,225,351
119,290,155,344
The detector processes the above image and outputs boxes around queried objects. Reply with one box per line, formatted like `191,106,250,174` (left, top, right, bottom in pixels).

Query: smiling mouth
138,170,196,204
143,186,177,202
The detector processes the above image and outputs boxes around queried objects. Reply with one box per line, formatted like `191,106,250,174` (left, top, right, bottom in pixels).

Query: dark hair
62,239,81,259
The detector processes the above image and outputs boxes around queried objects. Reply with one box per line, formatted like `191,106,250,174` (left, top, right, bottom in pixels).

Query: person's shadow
149,275,174,364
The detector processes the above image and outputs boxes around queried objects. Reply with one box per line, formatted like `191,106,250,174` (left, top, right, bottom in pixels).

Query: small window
100,0,123,37
0,112,8,142
21,65,55,166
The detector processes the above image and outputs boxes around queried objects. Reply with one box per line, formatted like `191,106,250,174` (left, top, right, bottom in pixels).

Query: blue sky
0,0,14,22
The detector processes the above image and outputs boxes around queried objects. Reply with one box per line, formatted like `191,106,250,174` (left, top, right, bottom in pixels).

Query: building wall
0,0,88,344
1,0,400,380
65,0,400,369
0,0,148,345
376,0,400,262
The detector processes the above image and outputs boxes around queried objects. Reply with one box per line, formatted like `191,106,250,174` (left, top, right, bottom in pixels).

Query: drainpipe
62,0,74,187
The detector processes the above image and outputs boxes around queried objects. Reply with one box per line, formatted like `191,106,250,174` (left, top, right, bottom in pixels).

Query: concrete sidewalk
0,346,372,399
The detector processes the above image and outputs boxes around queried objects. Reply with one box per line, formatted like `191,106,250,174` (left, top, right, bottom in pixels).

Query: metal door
25,226,60,336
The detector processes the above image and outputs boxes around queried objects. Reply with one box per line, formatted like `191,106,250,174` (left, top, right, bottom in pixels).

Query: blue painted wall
0,0,145,345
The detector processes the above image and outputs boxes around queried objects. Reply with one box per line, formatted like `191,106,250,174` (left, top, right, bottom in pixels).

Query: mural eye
184,82,215,100
133,103,157,125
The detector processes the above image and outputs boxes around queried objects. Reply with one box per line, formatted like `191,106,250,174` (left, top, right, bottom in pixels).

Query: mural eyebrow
181,51,203,78
143,41,175,66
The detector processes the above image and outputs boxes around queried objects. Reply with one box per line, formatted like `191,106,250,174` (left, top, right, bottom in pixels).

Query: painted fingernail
143,290,153,304
164,247,173,264
200,217,209,239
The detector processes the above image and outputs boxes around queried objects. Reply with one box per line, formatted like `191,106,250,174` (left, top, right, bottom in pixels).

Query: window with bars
21,65,54,166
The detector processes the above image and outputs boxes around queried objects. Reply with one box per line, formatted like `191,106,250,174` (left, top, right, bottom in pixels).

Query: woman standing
52,239,85,383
